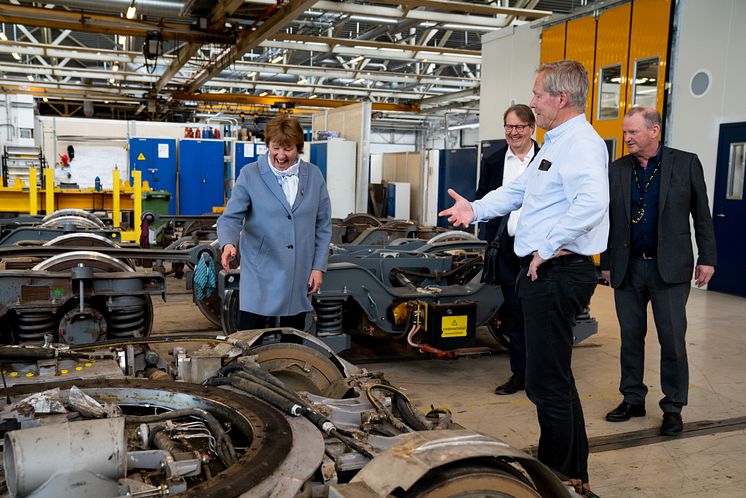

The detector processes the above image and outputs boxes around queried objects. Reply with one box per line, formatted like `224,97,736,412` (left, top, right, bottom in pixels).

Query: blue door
201,140,225,213
437,148,477,228
708,122,746,296
178,139,202,215
179,139,225,215
129,138,177,214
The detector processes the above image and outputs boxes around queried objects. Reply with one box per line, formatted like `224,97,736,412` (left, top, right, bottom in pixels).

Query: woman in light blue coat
217,115,331,330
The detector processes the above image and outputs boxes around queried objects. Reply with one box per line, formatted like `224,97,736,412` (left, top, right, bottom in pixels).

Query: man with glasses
476,104,539,396
440,60,608,489
601,106,716,437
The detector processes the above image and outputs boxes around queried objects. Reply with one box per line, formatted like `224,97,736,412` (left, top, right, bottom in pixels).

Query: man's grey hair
626,106,662,129
536,60,589,112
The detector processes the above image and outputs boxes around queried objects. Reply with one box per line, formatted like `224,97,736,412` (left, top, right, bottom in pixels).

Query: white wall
479,23,541,141
312,102,372,212
667,0,746,202
370,130,416,154
0,95,36,147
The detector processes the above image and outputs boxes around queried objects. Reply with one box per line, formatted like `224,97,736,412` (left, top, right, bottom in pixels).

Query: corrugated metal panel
565,16,597,121
592,2,632,157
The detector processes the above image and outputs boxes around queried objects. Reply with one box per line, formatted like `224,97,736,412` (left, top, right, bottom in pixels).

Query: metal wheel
31,251,153,342
248,342,348,397
39,215,105,230
487,321,511,351
197,293,223,329
404,462,541,498
6,379,294,498
194,242,223,329
426,230,479,245
342,213,381,227
33,250,133,273
43,233,119,248
41,209,105,229
221,289,240,335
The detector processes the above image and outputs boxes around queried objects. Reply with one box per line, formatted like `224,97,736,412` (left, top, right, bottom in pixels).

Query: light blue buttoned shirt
472,114,609,259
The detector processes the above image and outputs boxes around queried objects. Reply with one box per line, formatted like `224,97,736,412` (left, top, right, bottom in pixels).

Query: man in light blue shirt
440,60,609,489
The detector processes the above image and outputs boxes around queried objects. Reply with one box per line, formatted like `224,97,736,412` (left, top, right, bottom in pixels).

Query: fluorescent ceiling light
349,15,399,25
259,91,268,96
271,55,284,64
126,1,136,20
12,52,20,61
0,33,7,41
349,55,364,64
246,71,257,78
309,94,318,99
442,23,498,32
42,97,48,103
112,63,119,72
27,75,33,81
218,88,227,93
117,35,127,45
448,123,479,131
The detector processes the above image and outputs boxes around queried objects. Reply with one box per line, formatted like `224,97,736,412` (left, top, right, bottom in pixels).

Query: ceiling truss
0,0,563,125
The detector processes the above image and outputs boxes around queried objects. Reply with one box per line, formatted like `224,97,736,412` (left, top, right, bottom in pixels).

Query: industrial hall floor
153,282,746,498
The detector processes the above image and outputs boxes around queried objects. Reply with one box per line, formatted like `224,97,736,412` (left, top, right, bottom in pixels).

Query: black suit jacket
601,146,717,287
476,141,539,284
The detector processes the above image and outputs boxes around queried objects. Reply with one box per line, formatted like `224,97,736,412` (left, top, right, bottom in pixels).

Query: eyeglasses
504,124,531,132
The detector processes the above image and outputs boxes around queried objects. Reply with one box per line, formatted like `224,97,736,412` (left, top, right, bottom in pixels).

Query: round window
690,70,711,98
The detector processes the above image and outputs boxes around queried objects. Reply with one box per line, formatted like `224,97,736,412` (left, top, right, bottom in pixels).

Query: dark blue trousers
517,258,597,483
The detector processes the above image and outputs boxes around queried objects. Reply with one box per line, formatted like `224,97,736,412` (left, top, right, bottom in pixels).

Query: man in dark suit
601,106,716,436
476,104,539,395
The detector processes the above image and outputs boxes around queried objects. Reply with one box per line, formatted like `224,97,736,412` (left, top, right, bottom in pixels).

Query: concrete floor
153,282,746,497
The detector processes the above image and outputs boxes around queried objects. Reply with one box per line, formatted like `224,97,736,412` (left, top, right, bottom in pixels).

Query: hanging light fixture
125,0,137,20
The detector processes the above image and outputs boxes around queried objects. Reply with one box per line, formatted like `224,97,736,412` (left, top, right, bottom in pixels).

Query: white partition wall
479,23,541,141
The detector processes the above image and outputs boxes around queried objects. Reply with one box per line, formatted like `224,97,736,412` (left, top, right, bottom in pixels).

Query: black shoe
661,412,683,436
494,375,525,395
605,401,646,422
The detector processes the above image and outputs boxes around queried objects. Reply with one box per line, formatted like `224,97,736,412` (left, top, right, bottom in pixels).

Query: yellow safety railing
0,167,146,243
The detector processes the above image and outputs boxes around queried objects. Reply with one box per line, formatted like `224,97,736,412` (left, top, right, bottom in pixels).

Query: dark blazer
601,145,717,287
476,141,538,284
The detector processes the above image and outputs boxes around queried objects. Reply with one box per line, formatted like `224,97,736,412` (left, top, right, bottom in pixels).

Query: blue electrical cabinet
436,148,478,228
309,142,329,178
129,138,177,214
233,141,265,179
178,139,225,215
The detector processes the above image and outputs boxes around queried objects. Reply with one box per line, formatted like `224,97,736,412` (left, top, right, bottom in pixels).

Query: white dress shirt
503,145,536,236
472,114,609,259
269,158,300,205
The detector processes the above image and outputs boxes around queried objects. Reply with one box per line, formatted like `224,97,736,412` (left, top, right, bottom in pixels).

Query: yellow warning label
441,315,467,338
137,152,146,160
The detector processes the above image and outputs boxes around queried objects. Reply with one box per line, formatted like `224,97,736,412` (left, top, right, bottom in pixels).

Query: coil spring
107,297,146,338
314,299,345,334
16,311,56,343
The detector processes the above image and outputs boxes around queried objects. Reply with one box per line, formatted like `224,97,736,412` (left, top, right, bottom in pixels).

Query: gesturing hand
220,244,237,272
437,189,475,228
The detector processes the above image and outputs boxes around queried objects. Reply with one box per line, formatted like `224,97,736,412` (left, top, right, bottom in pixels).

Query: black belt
631,250,656,260
519,253,593,268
